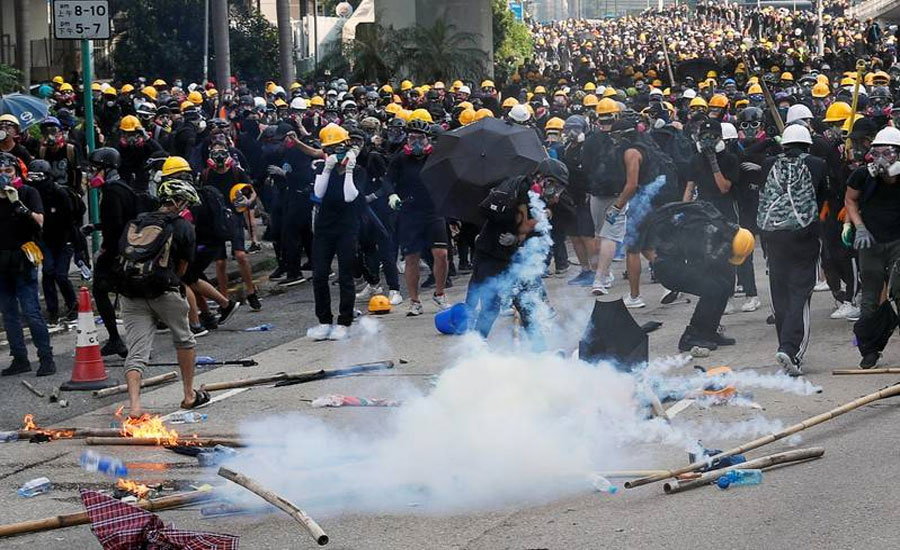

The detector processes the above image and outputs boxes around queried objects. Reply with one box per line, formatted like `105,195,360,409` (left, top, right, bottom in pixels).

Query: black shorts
184,242,224,284
397,212,448,256
573,203,595,238
217,214,246,259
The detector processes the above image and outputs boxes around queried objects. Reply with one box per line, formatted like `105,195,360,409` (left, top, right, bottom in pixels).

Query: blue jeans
0,267,53,361
41,242,77,316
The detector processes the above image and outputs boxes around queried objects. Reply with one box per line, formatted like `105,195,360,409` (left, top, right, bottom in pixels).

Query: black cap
697,118,722,136
274,122,296,140
849,117,879,139
536,158,569,187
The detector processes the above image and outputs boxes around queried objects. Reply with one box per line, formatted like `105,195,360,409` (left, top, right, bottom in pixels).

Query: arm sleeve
314,167,332,199
343,169,359,202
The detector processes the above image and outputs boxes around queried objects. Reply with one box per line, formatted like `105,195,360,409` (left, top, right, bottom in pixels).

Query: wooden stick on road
201,360,394,392
85,436,245,447
92,371,179,398
833,368,900,375
21,380,44,398
218,466,328,546
0,489,217,538
662,447,824,494
625,383,900,489
16,427,125,439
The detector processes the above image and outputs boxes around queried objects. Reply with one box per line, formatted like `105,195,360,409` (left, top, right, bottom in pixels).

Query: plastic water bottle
79,450,128,477
716,469,763,489
197,445,238,466
0,430,18,442
168,412,208,424
18,477,51,497
196,356,216,365
76,260,92,281
244,323,273,332
589,474,618,495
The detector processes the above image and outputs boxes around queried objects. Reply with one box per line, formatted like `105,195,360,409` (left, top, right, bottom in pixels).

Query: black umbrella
579,299,648,372
675,58,722,83
421,117,547,224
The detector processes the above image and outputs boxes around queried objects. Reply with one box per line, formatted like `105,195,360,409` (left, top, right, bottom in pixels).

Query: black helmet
88,147,121,170
536,158,569,187
737,106,764,124
387,117,407,129
407,118,430,134
27,159,52,175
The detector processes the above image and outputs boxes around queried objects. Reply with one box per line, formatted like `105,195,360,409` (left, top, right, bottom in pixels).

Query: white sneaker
388,290,403,305
722,299,736,315
328,324,349,341
306,324,332,341
623,294,646,308
432,293,450,310
604,272,615,286
590,276,609,296
355,283,382,301
830,301,852,319
741,296,761,312
845,303,861,322
814,279,829,292
407,300,424,316
397,260,405,274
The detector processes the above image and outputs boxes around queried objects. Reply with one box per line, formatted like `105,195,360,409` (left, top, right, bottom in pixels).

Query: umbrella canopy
579,299,648,371
0,93,49,129
421,117,547,224
675,58,722,83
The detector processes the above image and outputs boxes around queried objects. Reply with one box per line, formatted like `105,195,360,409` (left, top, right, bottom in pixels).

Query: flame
116,478,151,499
115,409,180,446
21,414,74,439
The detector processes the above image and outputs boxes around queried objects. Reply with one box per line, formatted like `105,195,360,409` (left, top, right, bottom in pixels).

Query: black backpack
196,185,232,242
479,176,527,223
116,212,180,299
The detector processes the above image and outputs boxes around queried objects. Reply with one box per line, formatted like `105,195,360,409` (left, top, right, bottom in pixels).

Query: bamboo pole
16,427,124,439
92,371,178,398
201,360,394,392
218,467,328,546
0,489,217,538
833,368,900,375
21,380,44,398
662,447,824,494
626,383,900,489
85,436,246,447
599,470,670,478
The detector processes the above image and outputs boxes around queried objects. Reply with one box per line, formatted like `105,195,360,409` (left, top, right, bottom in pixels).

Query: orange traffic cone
61,287,116,391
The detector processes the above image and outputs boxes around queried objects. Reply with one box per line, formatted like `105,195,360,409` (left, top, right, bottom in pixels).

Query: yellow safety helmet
595,97,620,115
584,82,597,91
502,97,518,108
409,108,433,123
734,98,749,110
544,117,565,131
780,71,794,82
474,108,494,121
289,81,302,91
451,80,463,92
709,94,729,109
873,71,891,86
458,108,477,126
400,79,414,91
59,83,74,92
481,79,495,89
534,85,547,94
142,86,158,100
689,97,708,109
747,83,763,95
266,82,277,94
180,100,196,113
602,87,617,98
152,79,167,87
823,101,852,123
229,183,254,213
102,87,117,97
816,74,829,86
458,101,474,111
812,83,830,98
188,91,204,105
380,84,394,94
0,114,19,127
91,82,102,91
273,98,288,108
433,81,446,90
368,294,391,314
384,103,402,115
120,84,134,94
319,123,350,147
395,109,412,121
119,115,142,132
729,228,755,265
840,76,856,87
309,95,325,107
841,113,865,134
582,94,599,107
162,156,192,177
52,75,64,85
206,88,218,98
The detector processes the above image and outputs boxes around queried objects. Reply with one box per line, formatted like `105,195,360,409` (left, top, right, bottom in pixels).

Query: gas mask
209,149,231,167
738,120,764,144
403,134,431,156
26,172,49,189
866,145,900,177
697,133,725,153
120,132,145,149
563,128,585,144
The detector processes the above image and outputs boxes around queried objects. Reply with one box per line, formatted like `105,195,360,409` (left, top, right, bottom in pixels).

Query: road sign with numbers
53,0,111,40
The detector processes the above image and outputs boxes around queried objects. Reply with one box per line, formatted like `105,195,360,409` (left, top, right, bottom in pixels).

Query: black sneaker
100,338,128,358
678,329,719,353
191,324,210,338
36,358,57,377
218,300,240,325
300,262,312,271
269,267,286,281
458,262,473,274
711,333,736,346
64,305,78,322
661,290,681,304
279,275,306,287
860,352,881,369
247,242,262,253
200,310,219,330
1,357,31,376
246,292,262,311
766,314,776,325
46,312,59,326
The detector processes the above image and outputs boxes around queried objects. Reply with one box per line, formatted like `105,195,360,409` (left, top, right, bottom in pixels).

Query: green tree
229,4,280,88
401,19,488,82
492,0,533,83
0,64,21,94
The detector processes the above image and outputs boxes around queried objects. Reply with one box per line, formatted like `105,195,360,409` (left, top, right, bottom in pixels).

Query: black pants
821,219,857,303
281,190,313,277
762,228,819,361
549,216,569,271
652,256,732,336
41,241,76,316
312,230,356,326
358,209,400,290
93,252,121,341
456,222,479,267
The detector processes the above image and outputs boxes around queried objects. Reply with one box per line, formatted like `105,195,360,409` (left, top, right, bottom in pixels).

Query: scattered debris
21,380,45,398
92,371,178,398
244,323,273,332
201,360,395,392
689,346,711,358
832,367,900,375
310,395,402,408
197,445,239,466
168,412,208,424
663,448,823,494
18,477,52,498
589,474,618,494
716,469,763,489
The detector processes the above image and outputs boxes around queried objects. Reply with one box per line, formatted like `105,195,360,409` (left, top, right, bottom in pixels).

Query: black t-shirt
847,167,900,243
169,215,196,267
688,150,740,220
202,166,250,213
0,184,43,250
387,153,434,215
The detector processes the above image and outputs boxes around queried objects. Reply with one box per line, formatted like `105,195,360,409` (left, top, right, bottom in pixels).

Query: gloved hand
81,224,95,236
841,222,854,248
388,194,402,210
605,204,622,225
498,232,517,247
740,162,762,172
3,185,18,204
343,149,357,171
853,224,874,250
324,154,339,171
266,165,286,178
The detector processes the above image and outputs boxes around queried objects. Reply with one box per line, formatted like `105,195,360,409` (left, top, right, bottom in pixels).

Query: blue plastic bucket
435,303,471,335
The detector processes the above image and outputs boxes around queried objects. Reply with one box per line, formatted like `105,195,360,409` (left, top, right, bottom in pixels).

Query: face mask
26,174,48,188
106,100,116,108
89,172,105,188
211,150,229,165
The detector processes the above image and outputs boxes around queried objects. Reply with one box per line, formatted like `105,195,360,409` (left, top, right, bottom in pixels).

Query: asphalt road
1,252,900,550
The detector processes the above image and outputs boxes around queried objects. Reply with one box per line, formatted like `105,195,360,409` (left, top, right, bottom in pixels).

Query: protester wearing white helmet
844,125,900,368
758,122,826,376
721,122,738,142
290,97,308,111
508,103,531,124
785,104,814,125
